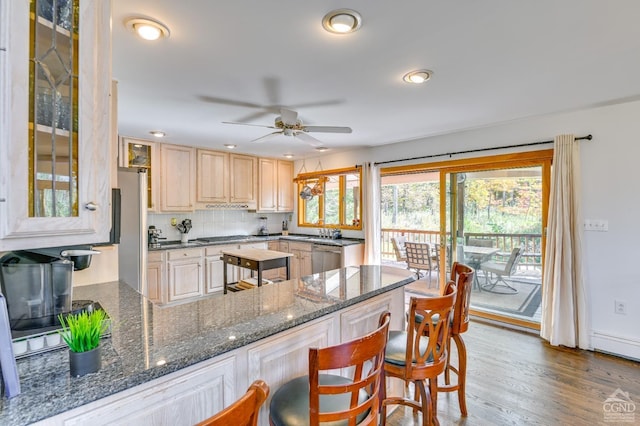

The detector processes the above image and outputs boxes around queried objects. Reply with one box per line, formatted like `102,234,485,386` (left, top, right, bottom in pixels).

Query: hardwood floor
385,319,640,425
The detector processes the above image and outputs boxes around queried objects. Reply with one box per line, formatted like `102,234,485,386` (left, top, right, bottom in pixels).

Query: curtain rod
372,134,592,166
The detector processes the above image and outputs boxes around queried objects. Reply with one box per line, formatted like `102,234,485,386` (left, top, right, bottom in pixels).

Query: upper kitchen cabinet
229,153,257,207
196,149,229,204
160,144,196,212
257,158,293,212
0,0,112,250
120,137,160,212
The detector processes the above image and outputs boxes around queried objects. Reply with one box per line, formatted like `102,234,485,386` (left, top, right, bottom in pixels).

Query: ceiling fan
223,108,352,146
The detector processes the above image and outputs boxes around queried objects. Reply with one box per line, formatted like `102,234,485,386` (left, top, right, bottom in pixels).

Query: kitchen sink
281,235,310,240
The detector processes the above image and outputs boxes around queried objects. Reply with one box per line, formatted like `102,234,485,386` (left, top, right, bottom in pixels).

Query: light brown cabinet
147,251,166,304
167,248,203,301
229,153,257,205
257,158,294,212
197,149,229,203
288,241,313,280
160,144,196,212
0,0,112,250
120,137,161,211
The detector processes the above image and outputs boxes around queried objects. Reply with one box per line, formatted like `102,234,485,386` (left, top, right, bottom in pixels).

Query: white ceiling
112,0,640,159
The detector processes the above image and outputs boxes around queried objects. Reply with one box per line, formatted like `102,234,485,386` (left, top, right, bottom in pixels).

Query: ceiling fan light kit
125,17,170,41
322,9,362,34
223,108,352,147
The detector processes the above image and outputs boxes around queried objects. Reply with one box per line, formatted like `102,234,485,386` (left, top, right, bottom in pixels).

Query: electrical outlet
614,300,626,315
170,217,177,226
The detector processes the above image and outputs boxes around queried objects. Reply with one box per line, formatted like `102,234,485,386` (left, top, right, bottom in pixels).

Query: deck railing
381,228,542,271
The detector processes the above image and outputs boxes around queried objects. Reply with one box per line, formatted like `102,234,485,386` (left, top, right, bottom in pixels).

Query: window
297,166,362,229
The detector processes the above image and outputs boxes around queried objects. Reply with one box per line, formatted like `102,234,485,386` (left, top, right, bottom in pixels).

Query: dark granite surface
0,265,413,426
150,234,364,250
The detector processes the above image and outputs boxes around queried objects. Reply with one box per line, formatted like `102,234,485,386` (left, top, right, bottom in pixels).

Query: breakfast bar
0,265,414,426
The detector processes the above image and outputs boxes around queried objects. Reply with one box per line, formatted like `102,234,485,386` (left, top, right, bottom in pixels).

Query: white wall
293,100,640,360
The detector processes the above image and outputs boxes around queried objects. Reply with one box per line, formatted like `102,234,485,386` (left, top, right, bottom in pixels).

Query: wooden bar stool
438,262,474,416
381,286,457,426
196,380,269,426
269,311,391,426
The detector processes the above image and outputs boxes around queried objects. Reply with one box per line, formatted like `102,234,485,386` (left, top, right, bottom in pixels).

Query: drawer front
288,241,311,252
167,248,203,260
205,244,238,257
148,251,165,262
224,255,240,266
240,259,258,270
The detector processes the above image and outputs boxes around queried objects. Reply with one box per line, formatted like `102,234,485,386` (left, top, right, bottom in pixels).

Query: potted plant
58,309,109,377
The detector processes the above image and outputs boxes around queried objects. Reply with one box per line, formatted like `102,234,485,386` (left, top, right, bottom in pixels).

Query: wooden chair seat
269,311,391,426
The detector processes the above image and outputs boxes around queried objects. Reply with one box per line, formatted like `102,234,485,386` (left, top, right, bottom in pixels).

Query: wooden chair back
196,380,269,426
449,262,474,335
309,311,391,426
405,285,457,379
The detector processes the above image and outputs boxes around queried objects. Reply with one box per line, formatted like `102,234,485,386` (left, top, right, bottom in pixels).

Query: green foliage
58,309,109,353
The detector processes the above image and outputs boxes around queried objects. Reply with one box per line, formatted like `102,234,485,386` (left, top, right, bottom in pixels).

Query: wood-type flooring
386,320,640,425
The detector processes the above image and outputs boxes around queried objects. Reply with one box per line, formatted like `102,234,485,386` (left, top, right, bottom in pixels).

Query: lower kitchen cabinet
289,241,312,280
204,244,237,294
45,353,238,426
167,248,203,301
147,251,166,304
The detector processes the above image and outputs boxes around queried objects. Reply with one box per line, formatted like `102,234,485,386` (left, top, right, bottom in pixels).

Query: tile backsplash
148,210,291,242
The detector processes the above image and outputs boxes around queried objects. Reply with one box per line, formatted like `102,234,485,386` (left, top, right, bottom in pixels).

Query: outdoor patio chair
405,241,439,285
391,236,407,264
479,247,523,294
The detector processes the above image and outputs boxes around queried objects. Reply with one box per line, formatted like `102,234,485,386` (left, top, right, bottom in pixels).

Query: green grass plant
57,309,109,353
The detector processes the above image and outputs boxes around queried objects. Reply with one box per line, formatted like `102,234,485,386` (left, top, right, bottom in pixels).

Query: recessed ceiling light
322,9,362,34
224,144,236,149
149,130,165,138
284,154,294,159
403,70,433,84
125,17,170,41
315,147,329,152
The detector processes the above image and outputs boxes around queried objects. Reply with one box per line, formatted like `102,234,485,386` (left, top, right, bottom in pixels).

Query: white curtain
362,162,381,264
540,134,589,349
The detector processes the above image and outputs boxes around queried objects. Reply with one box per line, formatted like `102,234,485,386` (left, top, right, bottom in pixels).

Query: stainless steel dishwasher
312,244,342,273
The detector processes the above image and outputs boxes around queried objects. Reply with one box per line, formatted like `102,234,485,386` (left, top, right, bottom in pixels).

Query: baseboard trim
591,330,640,362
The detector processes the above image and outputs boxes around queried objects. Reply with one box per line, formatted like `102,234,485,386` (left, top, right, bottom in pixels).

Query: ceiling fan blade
280,108,298,125
251,131,283,143
294,132,323,147
233,110,275,123
222,121,277,130
198,95,265,109
303,126,352,134
289,99,345,109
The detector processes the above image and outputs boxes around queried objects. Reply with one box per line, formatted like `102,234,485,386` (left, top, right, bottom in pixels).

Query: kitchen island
0,265,414,426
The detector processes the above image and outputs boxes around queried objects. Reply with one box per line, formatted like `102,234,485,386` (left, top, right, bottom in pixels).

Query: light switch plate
584,219,608,232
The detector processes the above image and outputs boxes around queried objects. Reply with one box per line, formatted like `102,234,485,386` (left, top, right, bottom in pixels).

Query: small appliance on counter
0,250,110,359
148,226,165,248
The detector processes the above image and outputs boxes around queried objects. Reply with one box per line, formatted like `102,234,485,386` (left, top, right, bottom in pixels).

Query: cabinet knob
85,202,98,211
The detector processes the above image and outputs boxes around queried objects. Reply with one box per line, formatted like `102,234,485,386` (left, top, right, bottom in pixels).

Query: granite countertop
149,234,364,250
0,265,414,426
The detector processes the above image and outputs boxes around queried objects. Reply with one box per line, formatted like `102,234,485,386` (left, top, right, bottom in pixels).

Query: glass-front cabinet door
0,0,112,250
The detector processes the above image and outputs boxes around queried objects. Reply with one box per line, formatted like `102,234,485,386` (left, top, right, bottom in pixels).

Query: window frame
296,166,362,230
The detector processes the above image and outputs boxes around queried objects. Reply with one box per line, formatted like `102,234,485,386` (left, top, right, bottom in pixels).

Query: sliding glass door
443,160,550,328
382,150,551,329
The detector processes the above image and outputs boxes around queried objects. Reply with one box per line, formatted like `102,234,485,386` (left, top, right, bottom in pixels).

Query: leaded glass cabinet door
0,0,111,251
